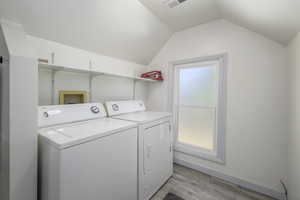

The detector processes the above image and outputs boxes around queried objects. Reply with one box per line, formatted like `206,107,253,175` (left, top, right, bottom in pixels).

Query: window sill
175,142,225,164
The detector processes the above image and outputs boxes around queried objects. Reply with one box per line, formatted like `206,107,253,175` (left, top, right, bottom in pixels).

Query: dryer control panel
105,100,146,117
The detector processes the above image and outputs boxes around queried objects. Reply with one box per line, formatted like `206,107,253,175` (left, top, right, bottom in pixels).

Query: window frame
168,54,227,164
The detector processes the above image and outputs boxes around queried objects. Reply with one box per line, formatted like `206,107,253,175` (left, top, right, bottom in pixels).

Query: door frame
167,53,228,164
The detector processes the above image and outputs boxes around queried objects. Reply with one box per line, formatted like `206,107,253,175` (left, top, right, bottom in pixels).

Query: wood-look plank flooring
151,164,275,200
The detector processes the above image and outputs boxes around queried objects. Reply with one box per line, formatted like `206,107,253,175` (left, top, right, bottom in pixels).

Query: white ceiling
0,0,300,65
139,0,300,45
218,0,300,44
0,0,172,65
138,0,220,31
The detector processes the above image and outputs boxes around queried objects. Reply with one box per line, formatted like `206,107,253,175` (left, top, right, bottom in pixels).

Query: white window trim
168,53,227,164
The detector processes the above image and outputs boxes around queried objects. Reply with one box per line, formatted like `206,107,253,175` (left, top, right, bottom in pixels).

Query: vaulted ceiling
139,0,300,44
0,0,172,65
0,0,299,65
218,0,300,44
139,0,221,32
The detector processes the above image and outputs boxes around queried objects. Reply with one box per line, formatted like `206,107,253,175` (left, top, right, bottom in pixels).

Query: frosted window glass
178,106,215,150
177,65,218,151
179,66,217,107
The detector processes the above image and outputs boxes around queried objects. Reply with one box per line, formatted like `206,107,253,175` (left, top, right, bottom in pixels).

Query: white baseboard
174,158,284,200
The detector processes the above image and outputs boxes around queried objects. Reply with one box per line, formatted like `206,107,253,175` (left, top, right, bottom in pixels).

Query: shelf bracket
51,69,58,105
133,79,137,100
89,73,95,102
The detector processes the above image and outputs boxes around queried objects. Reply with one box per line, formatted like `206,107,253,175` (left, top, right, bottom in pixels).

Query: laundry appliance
38,103,138,200
105,100,173,200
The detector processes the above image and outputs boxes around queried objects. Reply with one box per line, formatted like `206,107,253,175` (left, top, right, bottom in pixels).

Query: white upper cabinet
31,36,149,80
89,54,145,78
51,48,90,71
31,36,90,71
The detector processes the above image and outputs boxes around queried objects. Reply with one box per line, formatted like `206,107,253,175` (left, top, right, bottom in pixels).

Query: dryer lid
113,111,171,124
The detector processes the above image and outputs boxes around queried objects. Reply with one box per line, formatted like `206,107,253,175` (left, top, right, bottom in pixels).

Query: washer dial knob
90,106,100,114
43,112,49,118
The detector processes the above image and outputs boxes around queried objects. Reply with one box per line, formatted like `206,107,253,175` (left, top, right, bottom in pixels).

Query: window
171,55,227,163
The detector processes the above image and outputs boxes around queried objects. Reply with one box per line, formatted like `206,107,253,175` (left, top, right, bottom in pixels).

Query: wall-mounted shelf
38,63,158,82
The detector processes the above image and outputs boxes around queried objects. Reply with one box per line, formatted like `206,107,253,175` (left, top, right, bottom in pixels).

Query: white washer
38,103,138,200
105,100,173,200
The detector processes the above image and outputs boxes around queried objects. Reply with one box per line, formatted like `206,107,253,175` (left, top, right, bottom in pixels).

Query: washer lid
113,111,171,124
39,118,137,149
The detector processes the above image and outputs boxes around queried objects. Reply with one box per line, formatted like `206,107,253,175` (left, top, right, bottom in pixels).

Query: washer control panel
38,103,107,128
90,106,100,113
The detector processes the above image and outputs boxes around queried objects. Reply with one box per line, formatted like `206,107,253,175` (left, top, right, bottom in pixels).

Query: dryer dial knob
112,104,119,111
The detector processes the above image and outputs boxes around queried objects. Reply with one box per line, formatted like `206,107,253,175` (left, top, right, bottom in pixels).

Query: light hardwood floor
151,164,275,200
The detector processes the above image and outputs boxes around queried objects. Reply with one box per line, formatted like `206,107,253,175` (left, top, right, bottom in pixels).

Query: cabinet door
34,37,90,71
143,122,172,199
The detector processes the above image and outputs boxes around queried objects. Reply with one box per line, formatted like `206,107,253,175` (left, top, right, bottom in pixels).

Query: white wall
287,32,300,200
148,20,288,196
0,23,10,200
9,55,38,200
38,69,149,106
0,21,38,200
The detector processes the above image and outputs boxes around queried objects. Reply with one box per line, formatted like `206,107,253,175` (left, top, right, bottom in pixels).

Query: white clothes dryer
105,100,173,200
